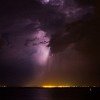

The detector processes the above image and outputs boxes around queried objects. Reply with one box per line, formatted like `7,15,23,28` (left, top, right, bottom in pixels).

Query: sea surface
0,87,99,100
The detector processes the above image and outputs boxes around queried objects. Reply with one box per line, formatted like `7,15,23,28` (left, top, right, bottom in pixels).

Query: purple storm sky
0,0,100,86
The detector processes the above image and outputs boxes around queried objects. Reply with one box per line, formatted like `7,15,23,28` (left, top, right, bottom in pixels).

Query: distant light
42,85,97,88
90,88,92,92
42,85,70,88
0,85,6,87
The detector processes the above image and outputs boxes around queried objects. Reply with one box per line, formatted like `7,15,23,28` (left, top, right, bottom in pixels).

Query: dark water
0,88,100,100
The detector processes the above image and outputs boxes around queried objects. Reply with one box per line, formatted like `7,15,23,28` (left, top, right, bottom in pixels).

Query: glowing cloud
32,30,50,66
34,44,50,65
40,0,50,4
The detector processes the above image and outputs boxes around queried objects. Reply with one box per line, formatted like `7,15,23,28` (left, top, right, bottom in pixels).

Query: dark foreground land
0,87,100,100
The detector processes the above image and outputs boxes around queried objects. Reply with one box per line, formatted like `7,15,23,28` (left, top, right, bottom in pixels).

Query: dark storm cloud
0,0,49,86
47,0,100,86
0,0,100,86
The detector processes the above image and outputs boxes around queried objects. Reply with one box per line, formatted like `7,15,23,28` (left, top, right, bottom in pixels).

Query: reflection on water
0,88,99,100
33,89,51,100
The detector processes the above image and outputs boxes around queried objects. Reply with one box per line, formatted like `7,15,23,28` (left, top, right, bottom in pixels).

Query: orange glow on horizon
42,85,96,88
42,85,71,88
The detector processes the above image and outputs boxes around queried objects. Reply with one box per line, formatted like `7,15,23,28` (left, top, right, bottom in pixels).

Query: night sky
0,0,100,87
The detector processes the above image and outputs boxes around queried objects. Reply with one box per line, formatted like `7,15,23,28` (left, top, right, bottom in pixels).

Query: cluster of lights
42,85,97,88
42,85,70,88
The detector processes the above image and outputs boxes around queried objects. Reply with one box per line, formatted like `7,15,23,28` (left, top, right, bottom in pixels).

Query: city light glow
42,85,71,88
42,85,97,88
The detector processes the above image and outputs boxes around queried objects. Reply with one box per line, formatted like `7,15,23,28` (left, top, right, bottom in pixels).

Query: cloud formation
0,0,99,86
